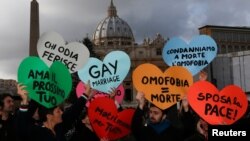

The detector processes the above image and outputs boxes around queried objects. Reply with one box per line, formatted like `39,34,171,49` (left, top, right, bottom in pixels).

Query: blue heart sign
162,35,217,75
78,51,131,93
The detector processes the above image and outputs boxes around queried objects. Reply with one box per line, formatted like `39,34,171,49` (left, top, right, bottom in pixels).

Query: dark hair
0,93,13,108
38,105,57,122
149,103,169,115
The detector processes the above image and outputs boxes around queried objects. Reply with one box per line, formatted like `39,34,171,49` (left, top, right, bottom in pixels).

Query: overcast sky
1,0,250,80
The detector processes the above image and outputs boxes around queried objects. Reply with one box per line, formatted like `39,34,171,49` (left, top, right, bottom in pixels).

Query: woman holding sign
16,82,91,141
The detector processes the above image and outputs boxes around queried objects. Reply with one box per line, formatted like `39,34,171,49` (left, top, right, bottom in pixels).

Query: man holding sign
131,91,182,141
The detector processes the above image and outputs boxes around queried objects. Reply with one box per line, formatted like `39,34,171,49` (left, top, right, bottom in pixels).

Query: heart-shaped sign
78,51,130,93
133,64,193,110
162,35,217,75
76,81,125,104
88,97,135,140
188,81,248,125
37,31,90,73
18,57,72,108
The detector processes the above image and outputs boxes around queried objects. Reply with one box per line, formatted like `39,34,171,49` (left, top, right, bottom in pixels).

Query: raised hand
17,83,29,105
85,80,92,97
181,96,189,112
197,118,208,139
136,91,146,110
108,87,116,100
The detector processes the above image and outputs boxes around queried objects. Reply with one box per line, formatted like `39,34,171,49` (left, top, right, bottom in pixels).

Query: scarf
148,119,171,134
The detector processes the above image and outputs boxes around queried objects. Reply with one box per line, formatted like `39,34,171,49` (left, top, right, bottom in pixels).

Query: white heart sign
37,32,90,73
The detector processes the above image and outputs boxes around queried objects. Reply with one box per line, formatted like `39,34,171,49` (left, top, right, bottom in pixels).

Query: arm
131,92,146,141
61,81,92,129
15,83,33,140
108,87,123,111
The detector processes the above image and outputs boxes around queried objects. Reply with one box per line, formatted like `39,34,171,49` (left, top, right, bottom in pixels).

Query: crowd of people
0,71,249,141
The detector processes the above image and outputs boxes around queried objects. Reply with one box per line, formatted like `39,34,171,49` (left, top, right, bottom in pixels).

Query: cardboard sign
78,51,130,93
188,81,248,125
76,81,125,104
37,31,90,73
18,57,72,108
132,64,193,110
162,35,217,75
88,97,135,140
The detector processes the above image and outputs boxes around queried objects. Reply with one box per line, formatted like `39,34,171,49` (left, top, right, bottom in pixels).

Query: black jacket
0,114,17,141
69,121,99,141
16,96,87,141
131,107,182,141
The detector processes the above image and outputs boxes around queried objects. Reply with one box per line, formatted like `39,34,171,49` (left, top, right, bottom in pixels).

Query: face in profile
149,106,165,124
49,107,63,124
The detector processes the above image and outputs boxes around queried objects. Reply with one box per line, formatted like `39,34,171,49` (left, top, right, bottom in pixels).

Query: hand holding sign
162,35,217,75
133,64,193,110
76,81,125,105
37,32,90,73
188,81,248,125
78,51,130,93
88,97,135,140
18,57,72,108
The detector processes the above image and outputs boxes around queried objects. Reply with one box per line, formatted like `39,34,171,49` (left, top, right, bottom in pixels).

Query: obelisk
29,0,39,56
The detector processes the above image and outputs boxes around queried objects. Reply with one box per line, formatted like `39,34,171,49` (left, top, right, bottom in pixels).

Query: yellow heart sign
132,63,193,110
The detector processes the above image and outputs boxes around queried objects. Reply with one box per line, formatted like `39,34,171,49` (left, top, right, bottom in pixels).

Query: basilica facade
91,0,168,107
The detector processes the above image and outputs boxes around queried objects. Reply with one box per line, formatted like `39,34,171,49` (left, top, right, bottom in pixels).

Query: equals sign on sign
161,87,169,93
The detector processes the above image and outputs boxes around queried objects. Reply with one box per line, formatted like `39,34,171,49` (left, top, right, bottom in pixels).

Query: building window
156,48,162,55
212,32,219,40
241,46,246,51
221,45,226,53
227,32,232,41
220,32,226,41
247,34,250,42
124,89,132,102
235,45,240,52
228,45,233,53
233,34,239,42
108,42,113,45
240,33,245,42
248,46,250,50
139,51,143,55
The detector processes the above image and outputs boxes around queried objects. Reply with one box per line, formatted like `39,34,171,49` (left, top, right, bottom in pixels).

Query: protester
16,82,91,141
180,70,209,141
131,91,182,141
0,93,17,141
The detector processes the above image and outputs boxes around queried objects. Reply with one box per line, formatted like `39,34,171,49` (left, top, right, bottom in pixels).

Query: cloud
1,0,250,80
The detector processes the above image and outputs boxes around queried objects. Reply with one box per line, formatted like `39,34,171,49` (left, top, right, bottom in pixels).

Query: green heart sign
18,57,72,108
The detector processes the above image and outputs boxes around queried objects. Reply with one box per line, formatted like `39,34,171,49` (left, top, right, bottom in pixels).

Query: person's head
0,93,14,114
38,105,63,125
149,104,167,124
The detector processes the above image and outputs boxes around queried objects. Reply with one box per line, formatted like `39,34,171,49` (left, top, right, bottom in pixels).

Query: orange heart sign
188,81,248,125
132,64,193,110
